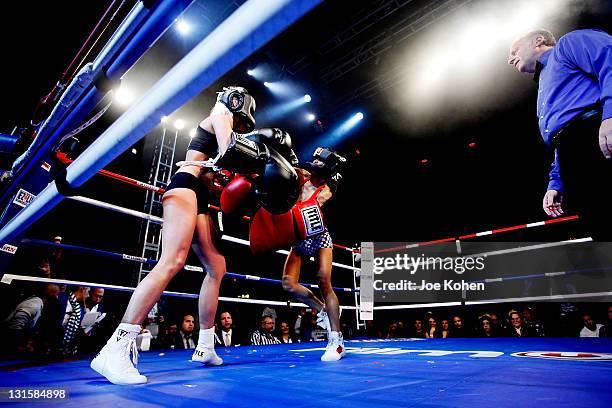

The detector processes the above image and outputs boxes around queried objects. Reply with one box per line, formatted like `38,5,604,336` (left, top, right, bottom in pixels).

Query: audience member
386,322,398,339
440,319,450,338
277,320,298,344
365,319,383,338
522,307,545,337
396,320,408,337
4,284,60,354
413,319,426,338
426,316,441,338
450,315,469,338
49,235,65,278
176,314,197,349
599,305,612,337
489,313,506,334
158,323,179,349
477,315,495,338
59,286,89,356
294,308,306,337
216,311,245,347
250,315,281,345
79,288,107,353
508,310,532,338
262,307,277,330
579,313,603,337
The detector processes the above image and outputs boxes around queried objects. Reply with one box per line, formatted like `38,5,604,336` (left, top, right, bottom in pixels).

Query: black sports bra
187,126,218,157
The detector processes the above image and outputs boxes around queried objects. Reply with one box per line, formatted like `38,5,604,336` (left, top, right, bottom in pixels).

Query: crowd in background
369,305,612,339
1,235,611,360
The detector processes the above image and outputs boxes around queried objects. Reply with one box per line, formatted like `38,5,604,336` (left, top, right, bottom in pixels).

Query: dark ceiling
2,0,612,248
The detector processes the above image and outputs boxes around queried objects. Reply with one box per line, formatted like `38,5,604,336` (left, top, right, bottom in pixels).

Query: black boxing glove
254,146,300,214
326,172,343,194
245,128,299,167
214,132,269,175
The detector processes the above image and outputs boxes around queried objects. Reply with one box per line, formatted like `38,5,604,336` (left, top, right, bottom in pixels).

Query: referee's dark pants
552,109,612,241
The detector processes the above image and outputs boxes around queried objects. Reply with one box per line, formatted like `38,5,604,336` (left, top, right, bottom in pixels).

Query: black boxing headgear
217,86,256,133
304,147,347,180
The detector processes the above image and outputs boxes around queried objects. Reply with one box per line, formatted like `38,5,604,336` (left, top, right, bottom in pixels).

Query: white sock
197,326,215,349
329,331,340,341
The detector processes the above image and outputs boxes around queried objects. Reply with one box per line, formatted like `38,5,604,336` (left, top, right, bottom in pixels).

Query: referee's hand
543,189,564,217
599,118,612,159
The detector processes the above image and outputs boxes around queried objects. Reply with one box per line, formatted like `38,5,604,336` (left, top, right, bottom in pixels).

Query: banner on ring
362,241,612,303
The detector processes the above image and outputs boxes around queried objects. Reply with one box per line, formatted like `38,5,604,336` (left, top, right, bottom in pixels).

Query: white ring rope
0,274,358,310
66,195,359,271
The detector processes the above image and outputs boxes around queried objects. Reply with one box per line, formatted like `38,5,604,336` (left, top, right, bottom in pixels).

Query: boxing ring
2,338,611,406
1,0,612,405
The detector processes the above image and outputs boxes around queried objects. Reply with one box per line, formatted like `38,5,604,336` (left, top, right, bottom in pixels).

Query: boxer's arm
317,185,333,207
209,113,234,155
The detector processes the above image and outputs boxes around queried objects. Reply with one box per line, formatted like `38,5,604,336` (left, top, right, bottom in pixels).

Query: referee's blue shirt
535,29,612,192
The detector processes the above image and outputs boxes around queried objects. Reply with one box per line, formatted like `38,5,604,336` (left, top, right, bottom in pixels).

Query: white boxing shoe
91,324,147,385
321,331,346,362
191,326,223,366
191,346,223,366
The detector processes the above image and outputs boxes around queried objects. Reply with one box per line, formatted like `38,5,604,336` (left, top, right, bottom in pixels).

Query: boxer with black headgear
91,86,298,385
217,86,256,133
280,147,348,362
303,147,347,191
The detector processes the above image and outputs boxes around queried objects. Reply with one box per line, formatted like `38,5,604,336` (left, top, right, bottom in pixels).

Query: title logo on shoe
301,205,324,236
13,189,36,208
117,329,129,342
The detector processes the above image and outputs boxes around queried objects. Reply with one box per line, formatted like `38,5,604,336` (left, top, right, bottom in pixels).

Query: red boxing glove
220,175,253,215
249,207,295,254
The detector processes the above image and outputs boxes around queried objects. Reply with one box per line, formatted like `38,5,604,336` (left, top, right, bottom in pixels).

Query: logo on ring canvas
512,351,612,360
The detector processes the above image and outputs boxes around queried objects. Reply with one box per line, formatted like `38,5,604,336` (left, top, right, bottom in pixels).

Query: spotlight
246,66,265,79
306,113,316,121
259,93,312,122
161,116,168,123
176,19,190,35
114,86,134,106
131,148,138,155
306,111,364,153
262,81,293,97
174,119,185,130
304,94,311,103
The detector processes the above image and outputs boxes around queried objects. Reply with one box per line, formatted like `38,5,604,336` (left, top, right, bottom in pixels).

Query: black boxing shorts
165,172,210,214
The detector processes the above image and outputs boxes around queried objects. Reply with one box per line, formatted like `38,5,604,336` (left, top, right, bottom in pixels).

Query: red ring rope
57,152,578,255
